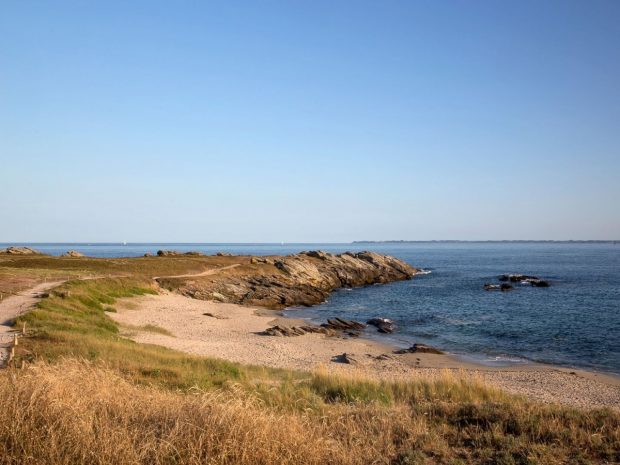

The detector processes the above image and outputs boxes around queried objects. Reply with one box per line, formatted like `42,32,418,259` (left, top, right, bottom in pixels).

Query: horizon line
1,240,619,245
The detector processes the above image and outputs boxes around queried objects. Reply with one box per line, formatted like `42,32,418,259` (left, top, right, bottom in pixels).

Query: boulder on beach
62,250,85,258
0,246,42,255
262,324,336,337
157,250,178,256
332,353,358,365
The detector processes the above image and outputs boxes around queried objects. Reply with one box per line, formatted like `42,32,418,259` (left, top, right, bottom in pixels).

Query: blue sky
1,1,619,242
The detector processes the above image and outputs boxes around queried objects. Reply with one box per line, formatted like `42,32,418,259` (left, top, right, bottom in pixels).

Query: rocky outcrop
0,246,42,255
62,250,84,258
157,250,204,257
158,250,417,309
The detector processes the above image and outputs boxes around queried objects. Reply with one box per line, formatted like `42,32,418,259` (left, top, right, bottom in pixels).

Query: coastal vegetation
0,253,619,464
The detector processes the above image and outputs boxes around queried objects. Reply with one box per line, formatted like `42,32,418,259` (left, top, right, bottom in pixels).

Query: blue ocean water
3,242,619,374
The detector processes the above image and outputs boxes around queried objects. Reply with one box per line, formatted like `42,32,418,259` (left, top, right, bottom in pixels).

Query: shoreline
287,304,620,382
109,291,620,410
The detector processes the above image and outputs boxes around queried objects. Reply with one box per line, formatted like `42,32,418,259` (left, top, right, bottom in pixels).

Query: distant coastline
352,240,619,244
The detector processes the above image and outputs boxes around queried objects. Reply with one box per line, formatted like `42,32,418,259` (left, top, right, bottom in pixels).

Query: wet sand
108,291,620,410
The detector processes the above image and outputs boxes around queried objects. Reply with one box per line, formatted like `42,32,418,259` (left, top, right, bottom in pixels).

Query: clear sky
1,1,619,242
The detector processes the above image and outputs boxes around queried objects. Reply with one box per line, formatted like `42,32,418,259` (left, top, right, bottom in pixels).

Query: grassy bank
2,273,619,464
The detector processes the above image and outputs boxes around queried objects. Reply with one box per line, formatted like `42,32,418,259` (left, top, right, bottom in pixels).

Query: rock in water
498,274,550,287
394,343,444,355
367,317,396,333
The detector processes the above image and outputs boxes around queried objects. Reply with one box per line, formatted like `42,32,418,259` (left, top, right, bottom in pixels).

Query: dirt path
153,263,241,280
0,281,64,367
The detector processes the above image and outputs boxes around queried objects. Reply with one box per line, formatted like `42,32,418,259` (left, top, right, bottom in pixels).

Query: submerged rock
484,283,513,291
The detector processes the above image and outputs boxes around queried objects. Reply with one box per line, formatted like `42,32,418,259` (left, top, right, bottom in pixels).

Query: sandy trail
110,292,620,411
0,281,64,366
153,263,241,280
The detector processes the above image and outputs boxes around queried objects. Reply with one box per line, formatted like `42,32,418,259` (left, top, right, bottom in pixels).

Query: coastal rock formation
0,246,42,255
157,250,417,309
62,250,84,258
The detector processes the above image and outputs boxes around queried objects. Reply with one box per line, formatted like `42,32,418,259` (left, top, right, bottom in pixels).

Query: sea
2,242,619,375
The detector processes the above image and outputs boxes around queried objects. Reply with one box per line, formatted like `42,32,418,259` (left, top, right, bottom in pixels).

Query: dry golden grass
1,360,619,465
0,360,406,465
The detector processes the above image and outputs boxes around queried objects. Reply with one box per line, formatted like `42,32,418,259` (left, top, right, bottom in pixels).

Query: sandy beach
109,291,620,411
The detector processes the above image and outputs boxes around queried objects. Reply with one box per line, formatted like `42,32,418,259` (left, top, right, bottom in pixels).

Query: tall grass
1,360,618,465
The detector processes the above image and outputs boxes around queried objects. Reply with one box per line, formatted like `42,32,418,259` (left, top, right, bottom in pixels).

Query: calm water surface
3,242,619,374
